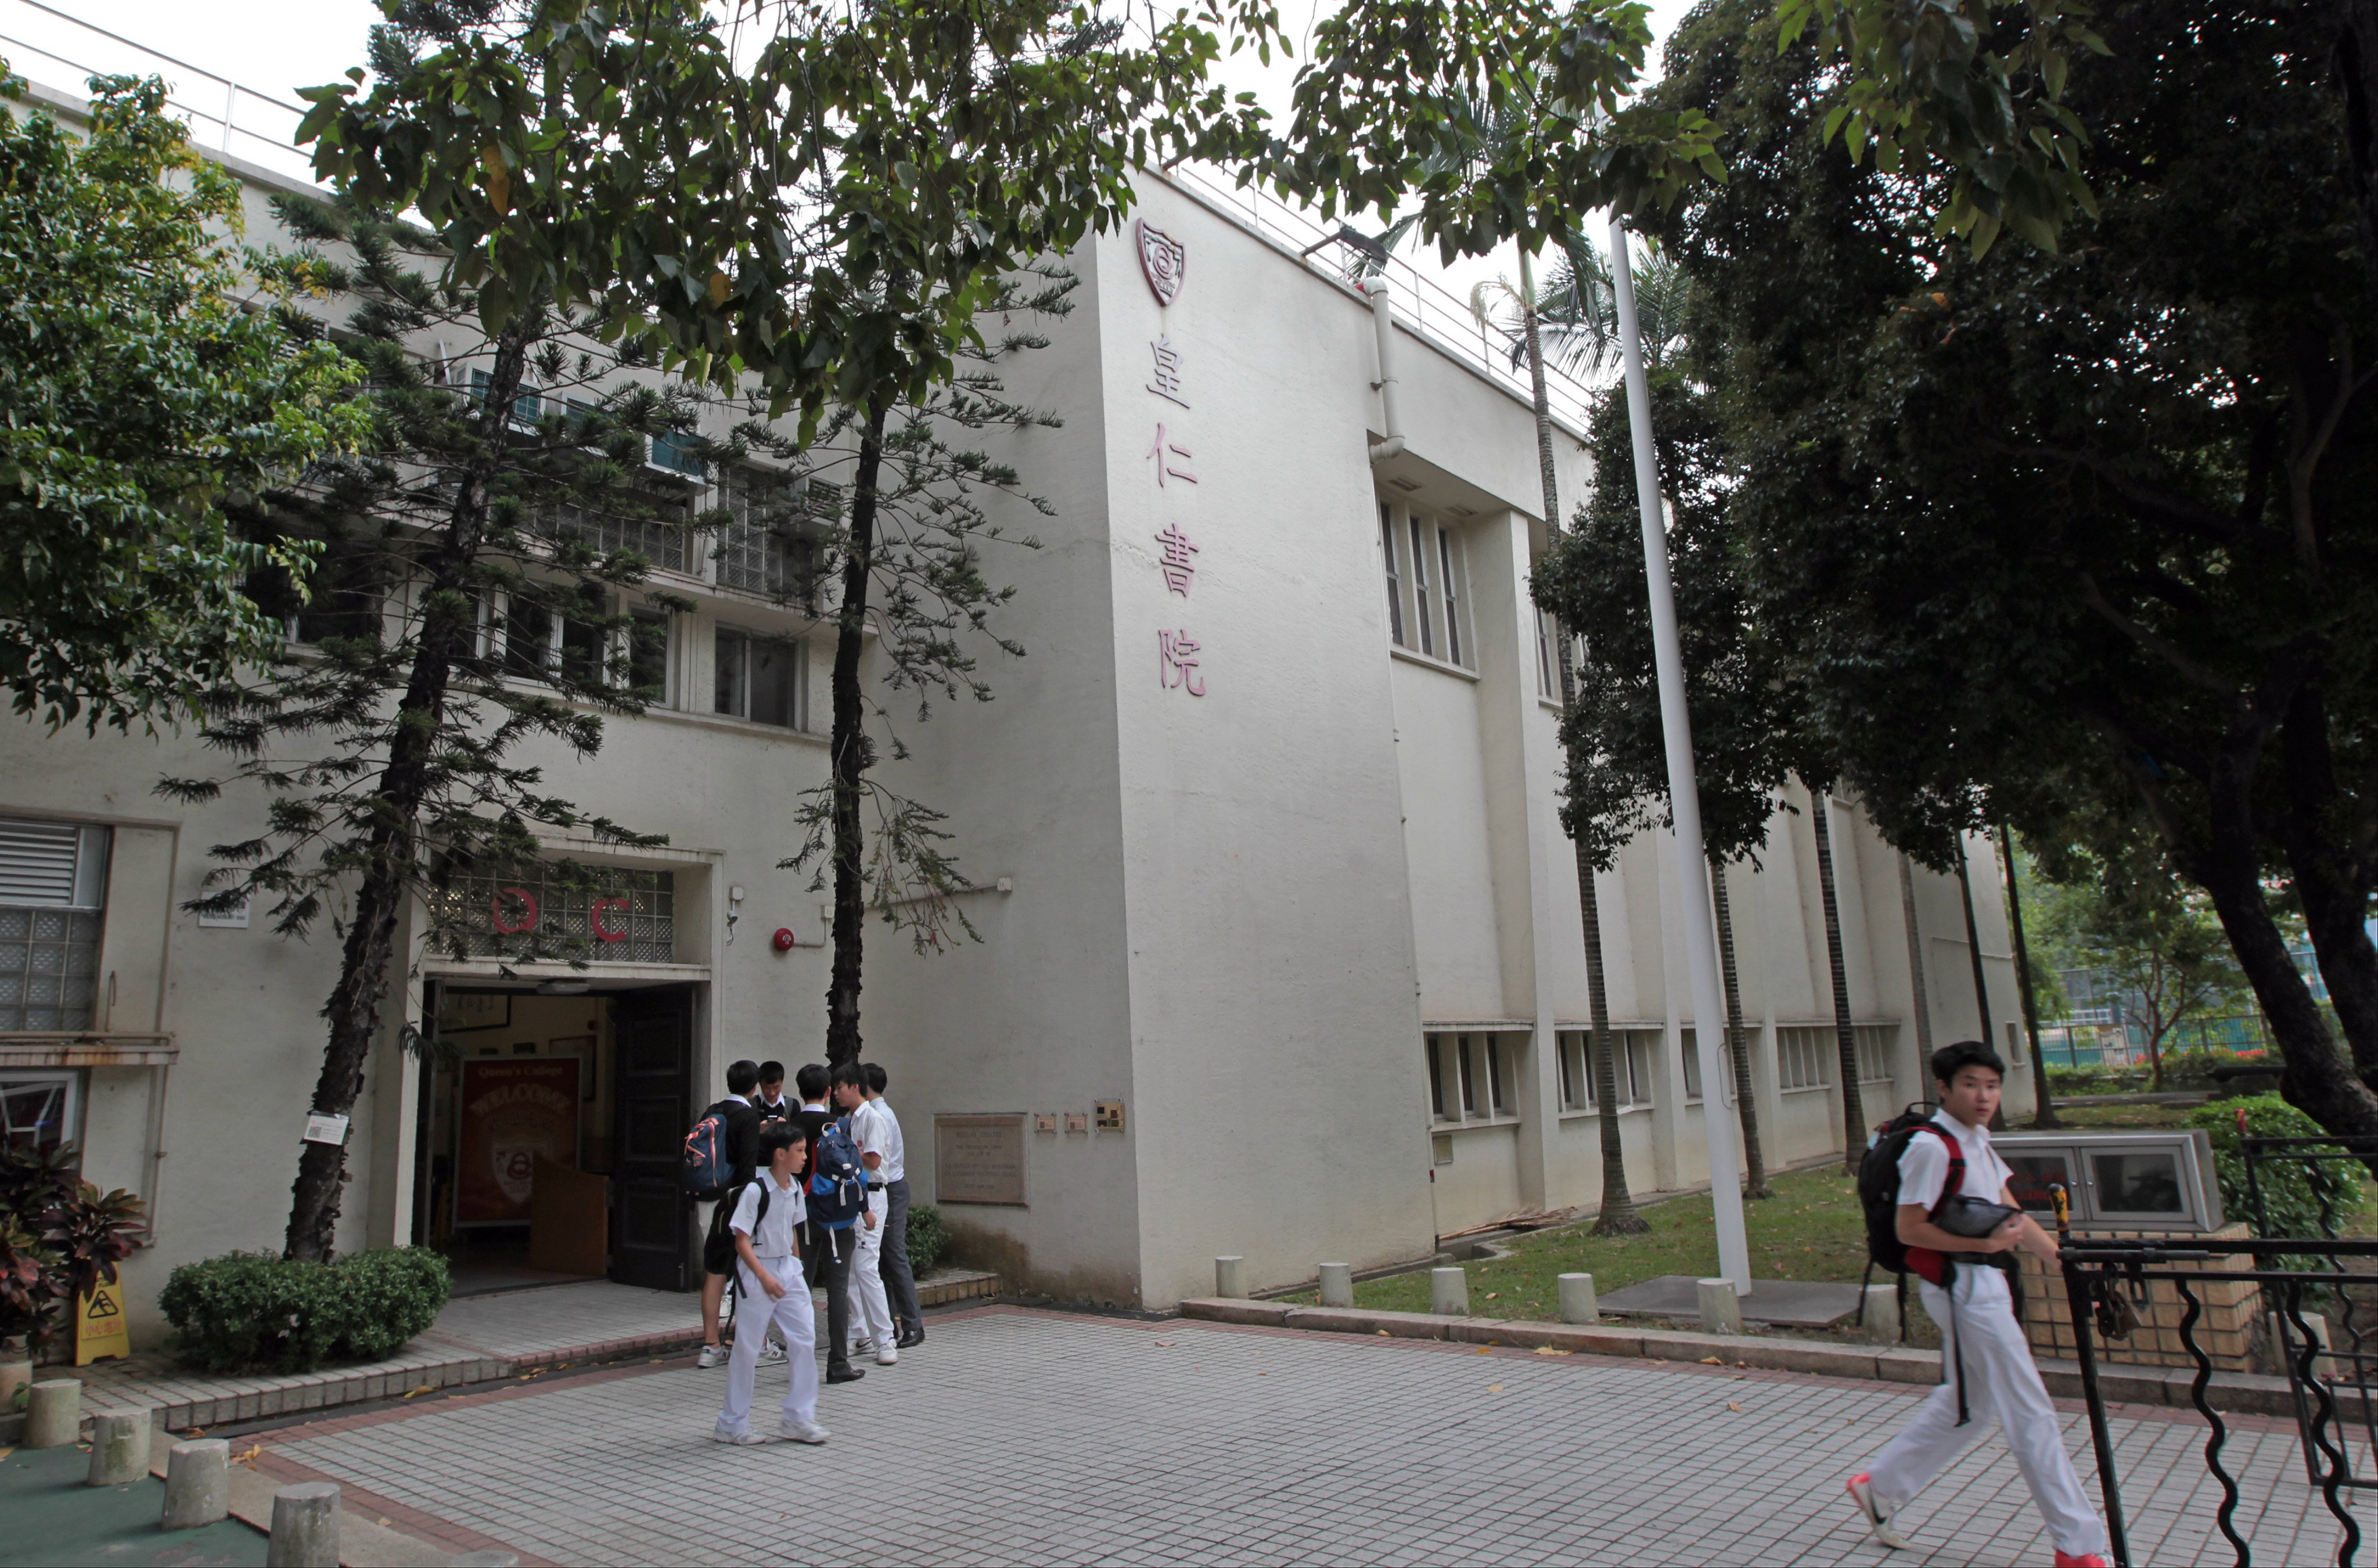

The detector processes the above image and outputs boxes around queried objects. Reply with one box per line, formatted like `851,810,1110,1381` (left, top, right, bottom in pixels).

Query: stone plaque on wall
936,1114,1027,1206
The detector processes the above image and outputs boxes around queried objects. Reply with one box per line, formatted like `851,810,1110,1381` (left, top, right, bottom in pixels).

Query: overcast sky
3,0,1688,317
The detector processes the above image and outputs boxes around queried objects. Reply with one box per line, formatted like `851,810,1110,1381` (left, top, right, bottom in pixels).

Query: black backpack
1858,1103,1963,1279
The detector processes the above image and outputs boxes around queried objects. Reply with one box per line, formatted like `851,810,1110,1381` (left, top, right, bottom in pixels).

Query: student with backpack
714,1121,828,1445
688,1059,764,1371
793,1063,868,1385
1845,1041,2108,1567
833,1060,900,1366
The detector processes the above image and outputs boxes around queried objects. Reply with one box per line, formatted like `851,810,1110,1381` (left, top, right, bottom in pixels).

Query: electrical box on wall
1995,1131,2226,1232
1095,1100,1124,1132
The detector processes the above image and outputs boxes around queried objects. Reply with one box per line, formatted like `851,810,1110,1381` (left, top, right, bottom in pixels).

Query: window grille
1379,505,1405,646
713,468,819,607
546,498,686,573
427,864,675,963
1776,1026,1832,1090
0,819,109,1031
1856,1024,1898,1083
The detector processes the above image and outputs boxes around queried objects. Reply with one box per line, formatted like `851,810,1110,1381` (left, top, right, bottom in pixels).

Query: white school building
0,77,2039,1343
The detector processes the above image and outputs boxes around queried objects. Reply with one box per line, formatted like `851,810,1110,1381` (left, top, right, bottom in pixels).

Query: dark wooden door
610,986,696,1290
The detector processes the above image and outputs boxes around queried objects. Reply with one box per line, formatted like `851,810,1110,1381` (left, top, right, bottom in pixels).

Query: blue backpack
807,1116,868,1229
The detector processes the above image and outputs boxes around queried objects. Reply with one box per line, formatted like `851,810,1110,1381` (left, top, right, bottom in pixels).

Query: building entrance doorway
415,980,698,1293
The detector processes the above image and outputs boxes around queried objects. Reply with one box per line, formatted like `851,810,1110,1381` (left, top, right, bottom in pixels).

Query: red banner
456,1058,580,1224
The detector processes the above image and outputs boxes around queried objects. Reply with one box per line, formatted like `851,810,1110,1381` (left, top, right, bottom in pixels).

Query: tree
2028,834,2250,1089
157,173,742,1260
0,67,364,732
1645,0,2378,1155
1533,365,1816,1201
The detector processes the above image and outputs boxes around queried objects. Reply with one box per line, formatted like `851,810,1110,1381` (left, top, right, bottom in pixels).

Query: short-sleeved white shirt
1898,1109,2014,1211
869,1098,906,1184
850,1099,898,1182
729,1174,807,1258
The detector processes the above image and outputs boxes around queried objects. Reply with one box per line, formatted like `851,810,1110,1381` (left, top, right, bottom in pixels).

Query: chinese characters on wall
1137,223,1208,699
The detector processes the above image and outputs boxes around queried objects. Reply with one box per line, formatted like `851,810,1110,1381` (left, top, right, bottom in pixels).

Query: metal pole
1608,214,1752,1296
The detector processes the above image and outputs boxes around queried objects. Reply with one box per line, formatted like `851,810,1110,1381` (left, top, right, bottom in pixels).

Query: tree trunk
1898,852,1935,1090
1810,790,1866,1169
1580,845,1647,1234
284,326,530,1262
2001,825,2059,1128
1709,859,1771,1198
2275,680,2378,1084
1954,836,2005,1129
2341,0,2378,291
824,397,890,1068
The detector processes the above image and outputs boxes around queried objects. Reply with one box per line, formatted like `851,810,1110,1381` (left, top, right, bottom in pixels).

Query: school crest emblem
1136,219,1186,306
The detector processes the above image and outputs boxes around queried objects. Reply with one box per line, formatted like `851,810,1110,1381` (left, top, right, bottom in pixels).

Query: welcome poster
456,1058,581,1224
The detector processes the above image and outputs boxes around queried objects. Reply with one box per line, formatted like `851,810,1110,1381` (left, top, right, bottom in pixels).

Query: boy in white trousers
832,1061,898,1366
714,1121,829,1445
1847,1041,2107,1567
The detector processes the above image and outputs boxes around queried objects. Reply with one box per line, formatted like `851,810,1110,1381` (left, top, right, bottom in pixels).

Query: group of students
696,1057,927,1445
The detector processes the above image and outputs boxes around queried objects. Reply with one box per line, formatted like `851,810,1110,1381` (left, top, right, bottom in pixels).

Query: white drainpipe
1363,280,1407,461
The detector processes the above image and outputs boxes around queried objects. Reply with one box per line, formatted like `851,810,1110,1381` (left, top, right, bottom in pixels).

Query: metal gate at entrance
415,980,700,1293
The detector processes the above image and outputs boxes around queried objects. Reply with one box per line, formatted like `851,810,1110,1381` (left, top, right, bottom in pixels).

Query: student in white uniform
864,1062,922,1348
714,1121,828,1445
1845,1041,2107,1567
832,1061,898,1366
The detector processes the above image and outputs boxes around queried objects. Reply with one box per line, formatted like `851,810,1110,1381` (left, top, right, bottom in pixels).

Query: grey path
270,1310,2348,1567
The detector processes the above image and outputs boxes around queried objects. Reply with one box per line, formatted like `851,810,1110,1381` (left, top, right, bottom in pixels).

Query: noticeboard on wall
456,1058,580,1224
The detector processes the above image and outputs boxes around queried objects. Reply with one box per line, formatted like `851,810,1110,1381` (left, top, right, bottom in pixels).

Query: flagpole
1608,214,1753,1294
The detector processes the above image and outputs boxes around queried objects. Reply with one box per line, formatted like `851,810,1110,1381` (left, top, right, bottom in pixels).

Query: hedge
159,1246,451,1373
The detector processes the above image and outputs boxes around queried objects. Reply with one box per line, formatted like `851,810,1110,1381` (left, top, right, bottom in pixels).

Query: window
1537,609,1560,699
503,596,553,678
557,613,606,686
426,864,676,963
1427,1038,1448,1120
1680,1027,1703,1102
0,1072,80,1152
1484,1036,1508,1114
1456,1033,1476,1113
1409,517,1435,656
714,627,804,728
648,428,706,479
467,368,541,426
1424,1033,1519,1121
1562,1028,1659,1110
1438,528,1463,666
1558,1029,1578,1108
713,468,820,609
1856,1024,1897,1084
1776,1026,1831,1091
1379,505,1405,646
0,819,109,1033
243,542,382,649
629,607,672,704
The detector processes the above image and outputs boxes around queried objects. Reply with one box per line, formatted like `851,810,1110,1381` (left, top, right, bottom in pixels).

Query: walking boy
833,1062,898,1365
1845,1041,2108,1567
864,1062,923,1348
714,1121,828,1445
794,1063,864,1384
696,1060,763,1371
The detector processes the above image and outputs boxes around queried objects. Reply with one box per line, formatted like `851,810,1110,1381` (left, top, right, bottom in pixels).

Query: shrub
161,1246,451,1373
906,1202,948,1275
2185,1095,2372,1240
0,1142,144,1354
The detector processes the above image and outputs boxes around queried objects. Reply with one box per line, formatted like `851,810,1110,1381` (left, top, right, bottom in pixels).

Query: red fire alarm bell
772,927,798,952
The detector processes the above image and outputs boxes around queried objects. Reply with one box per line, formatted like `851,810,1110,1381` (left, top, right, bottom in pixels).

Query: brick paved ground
251,1307,2350,1567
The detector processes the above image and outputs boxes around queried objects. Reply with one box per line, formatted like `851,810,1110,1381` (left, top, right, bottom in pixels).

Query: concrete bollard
1861,1282,1902,1343
86,1408,152,1486
1213,1256,1246,1299
267,1481,340,1568
163,1439,232,1529
1430,1266,1470,1316
1557,1272,1600,1325
1316,1263,1354,1308
1697,1278,1744,1336
23,1379,81,1448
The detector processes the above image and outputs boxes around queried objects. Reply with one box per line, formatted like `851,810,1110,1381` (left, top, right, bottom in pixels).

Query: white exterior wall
0,103,2031,1335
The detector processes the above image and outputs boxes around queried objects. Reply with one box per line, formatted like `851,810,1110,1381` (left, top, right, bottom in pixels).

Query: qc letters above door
610,986,696,1291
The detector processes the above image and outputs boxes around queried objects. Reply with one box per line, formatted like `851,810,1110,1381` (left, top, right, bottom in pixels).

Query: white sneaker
713,1426,767,1444
1846,1473,1909,1551
696,1345,728,1369
776,1419,830,1444
850,1337,873,1355
875,1344,898,1366
756,1342,788,1366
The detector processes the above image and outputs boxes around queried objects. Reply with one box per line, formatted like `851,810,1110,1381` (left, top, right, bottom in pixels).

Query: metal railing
1160,160,1603,436
0,0,319,185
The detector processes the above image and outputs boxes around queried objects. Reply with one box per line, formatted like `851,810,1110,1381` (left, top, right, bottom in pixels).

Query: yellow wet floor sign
75,1279,129,1365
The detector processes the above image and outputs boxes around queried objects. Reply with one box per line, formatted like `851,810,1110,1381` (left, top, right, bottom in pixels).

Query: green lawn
2046,1101,2200,1130
1290,1163,1875,1321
